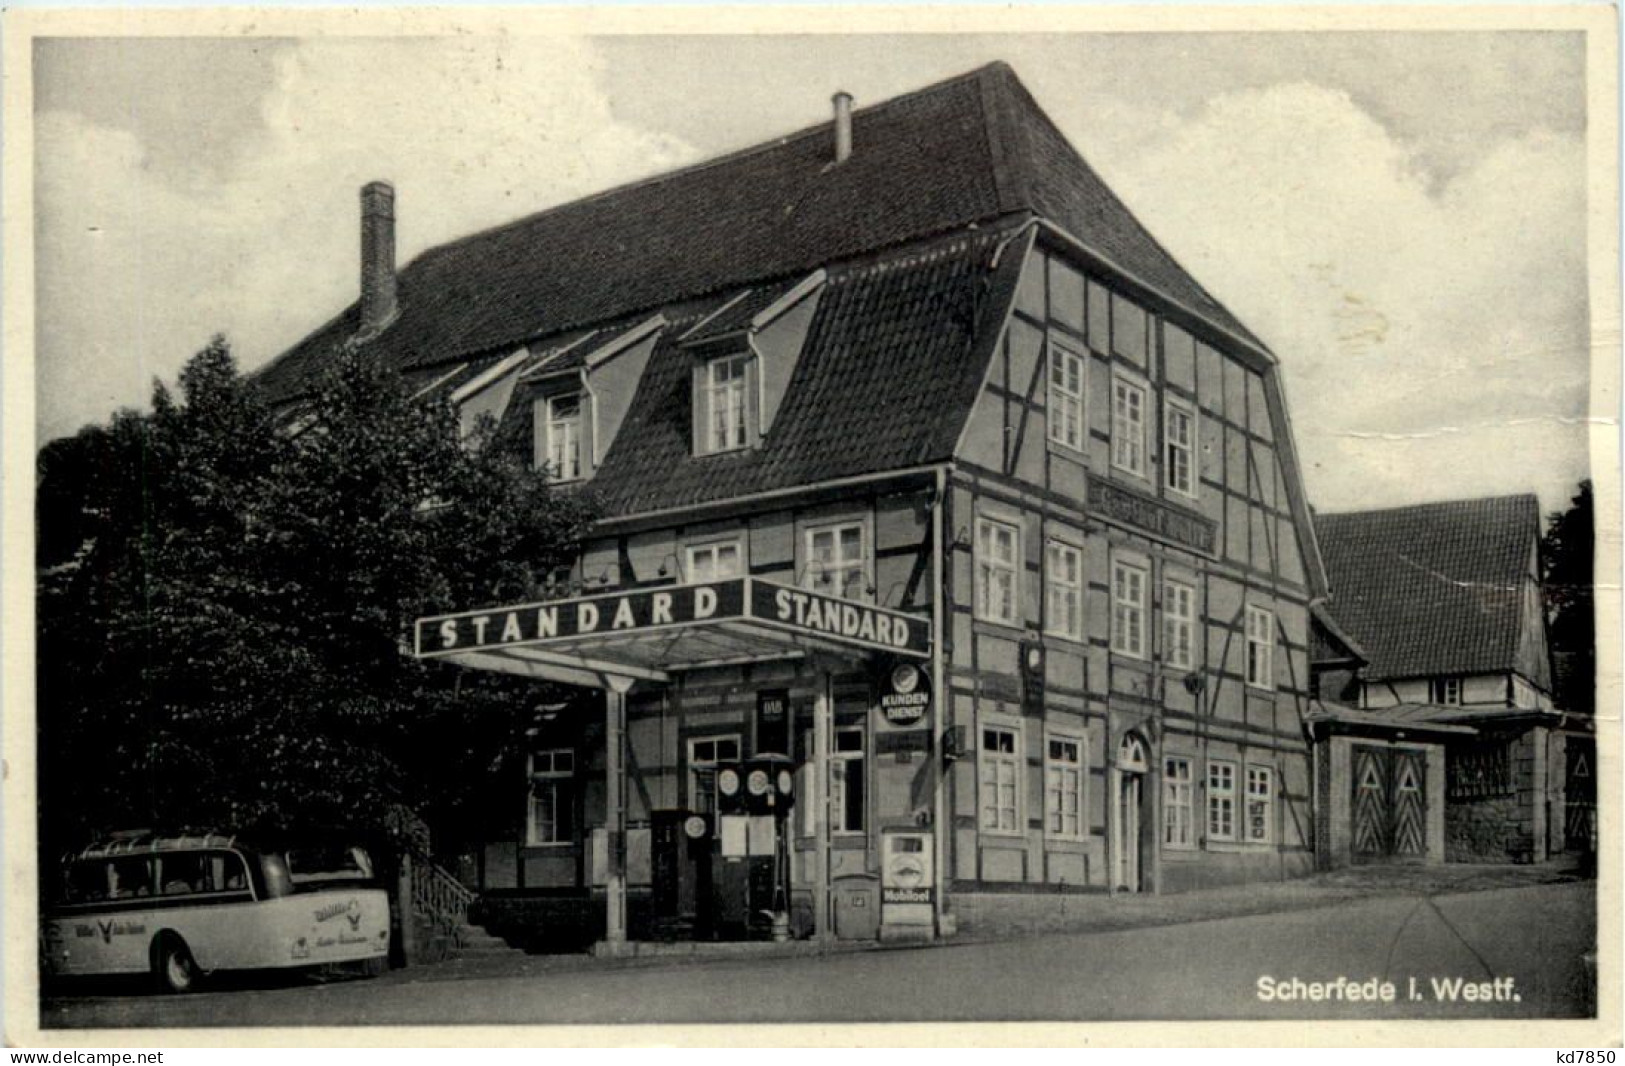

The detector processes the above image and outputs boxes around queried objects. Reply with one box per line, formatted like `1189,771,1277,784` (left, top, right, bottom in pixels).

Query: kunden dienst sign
414,577,931,659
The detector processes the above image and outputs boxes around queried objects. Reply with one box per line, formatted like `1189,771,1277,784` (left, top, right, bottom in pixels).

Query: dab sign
880,662,931,726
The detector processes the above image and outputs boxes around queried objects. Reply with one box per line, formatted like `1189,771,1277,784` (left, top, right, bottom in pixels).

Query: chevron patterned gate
1352,745,1428,862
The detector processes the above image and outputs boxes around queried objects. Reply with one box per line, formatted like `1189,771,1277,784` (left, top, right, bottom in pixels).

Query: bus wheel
153,935,200,994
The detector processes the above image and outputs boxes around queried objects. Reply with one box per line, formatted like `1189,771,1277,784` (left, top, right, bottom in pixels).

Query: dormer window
704,354,751,453
538,393,583,481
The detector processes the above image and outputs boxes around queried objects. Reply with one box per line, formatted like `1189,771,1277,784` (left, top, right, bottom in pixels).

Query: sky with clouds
32,30,1594,514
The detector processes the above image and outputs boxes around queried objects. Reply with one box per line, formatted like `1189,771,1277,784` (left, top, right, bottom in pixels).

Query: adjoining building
258,63,1329,950
1308,495,1593,867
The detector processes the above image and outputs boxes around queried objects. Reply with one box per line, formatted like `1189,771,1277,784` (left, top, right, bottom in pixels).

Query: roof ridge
1318,492,1539,520
412,63,1013,272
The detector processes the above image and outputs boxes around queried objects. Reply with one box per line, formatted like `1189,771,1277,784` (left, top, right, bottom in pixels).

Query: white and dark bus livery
42,833,391,992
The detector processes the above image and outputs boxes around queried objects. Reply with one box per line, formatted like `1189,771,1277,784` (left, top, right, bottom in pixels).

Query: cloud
35,37,699,442
34,47,1593,517
1061,81,1590,511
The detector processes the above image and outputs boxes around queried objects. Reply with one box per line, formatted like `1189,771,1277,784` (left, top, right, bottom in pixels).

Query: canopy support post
813,667,833,944
597,674,634,955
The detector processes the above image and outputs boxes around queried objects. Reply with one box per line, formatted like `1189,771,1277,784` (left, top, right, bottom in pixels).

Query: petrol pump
713,755,795,939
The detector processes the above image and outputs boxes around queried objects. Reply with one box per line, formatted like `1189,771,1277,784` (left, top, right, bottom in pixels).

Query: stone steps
454,923,529,959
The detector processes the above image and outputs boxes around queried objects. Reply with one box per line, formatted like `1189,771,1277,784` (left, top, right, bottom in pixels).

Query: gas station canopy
413,577,931,688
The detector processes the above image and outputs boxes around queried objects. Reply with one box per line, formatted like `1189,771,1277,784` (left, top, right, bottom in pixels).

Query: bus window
65,861,107,903
108,856,154,899
286,846,374,889
259,852,295,899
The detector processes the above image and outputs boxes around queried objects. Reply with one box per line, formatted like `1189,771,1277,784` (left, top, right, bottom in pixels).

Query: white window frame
1111,373,1148,477
975,516,1022,626
1046,339,1086,451
804,520,869,601
830,725,867,835
979,720,1024,837
687,733,742,816
526,749,576,847
1208,759,1237,842
1165,397,1197,498
1044,733,1085,841
538,393,583,481
685,538,744,583
1246,605,1275,690
1246,764,1275,844
1045,538,1083,641
1164,756,1195,849
1163,578,1196,671
1111,558,1148,659
705,353,751,454
1433,677,1463,705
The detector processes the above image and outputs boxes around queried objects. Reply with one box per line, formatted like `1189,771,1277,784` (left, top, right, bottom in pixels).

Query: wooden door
1390,749,1427,857
1352,745,1427,861
1116,773,1142,891
1565,742,1595,852
1351,745,1391,861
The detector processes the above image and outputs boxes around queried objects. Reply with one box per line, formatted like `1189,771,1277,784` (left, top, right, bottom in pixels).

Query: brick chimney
832,92,853,164
358,181,397,338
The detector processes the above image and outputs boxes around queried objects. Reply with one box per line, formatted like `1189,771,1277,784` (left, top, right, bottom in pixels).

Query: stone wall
1445,727,1547,862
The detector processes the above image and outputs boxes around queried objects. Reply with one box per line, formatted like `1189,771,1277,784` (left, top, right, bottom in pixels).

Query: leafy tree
1541,480,1593,717
37,337,594,861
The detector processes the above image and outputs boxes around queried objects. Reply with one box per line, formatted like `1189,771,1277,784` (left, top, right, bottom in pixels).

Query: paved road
42,881,1595,1028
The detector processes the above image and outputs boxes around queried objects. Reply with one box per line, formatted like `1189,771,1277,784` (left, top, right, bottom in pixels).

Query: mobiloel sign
879,662,931,726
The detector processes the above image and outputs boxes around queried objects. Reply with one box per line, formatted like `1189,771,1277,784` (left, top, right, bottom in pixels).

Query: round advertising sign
683,815,709,840
747,769,771,796
716,767,741,797
880,662,930,726
776,769,794,796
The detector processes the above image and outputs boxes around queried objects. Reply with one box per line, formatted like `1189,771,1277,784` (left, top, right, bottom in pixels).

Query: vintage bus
42,833,391,992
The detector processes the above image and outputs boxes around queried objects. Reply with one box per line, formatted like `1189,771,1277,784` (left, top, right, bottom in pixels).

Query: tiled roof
1303,701,1477,736
1316,495,1541,681
254,62,1261,407
518,225,1027,518
680,283,798,346
1309,602,1367,664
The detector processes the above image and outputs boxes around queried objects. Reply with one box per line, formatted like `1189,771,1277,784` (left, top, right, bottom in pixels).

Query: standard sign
416,577,930,659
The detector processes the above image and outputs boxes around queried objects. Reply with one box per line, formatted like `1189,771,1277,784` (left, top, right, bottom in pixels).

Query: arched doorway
1114,733,1150,892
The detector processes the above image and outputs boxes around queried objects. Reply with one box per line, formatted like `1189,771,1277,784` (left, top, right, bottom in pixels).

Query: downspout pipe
932,464,950,936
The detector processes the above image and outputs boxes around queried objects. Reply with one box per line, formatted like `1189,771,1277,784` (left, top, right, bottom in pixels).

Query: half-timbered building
259,63,1329,950
1308,495,1591,866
